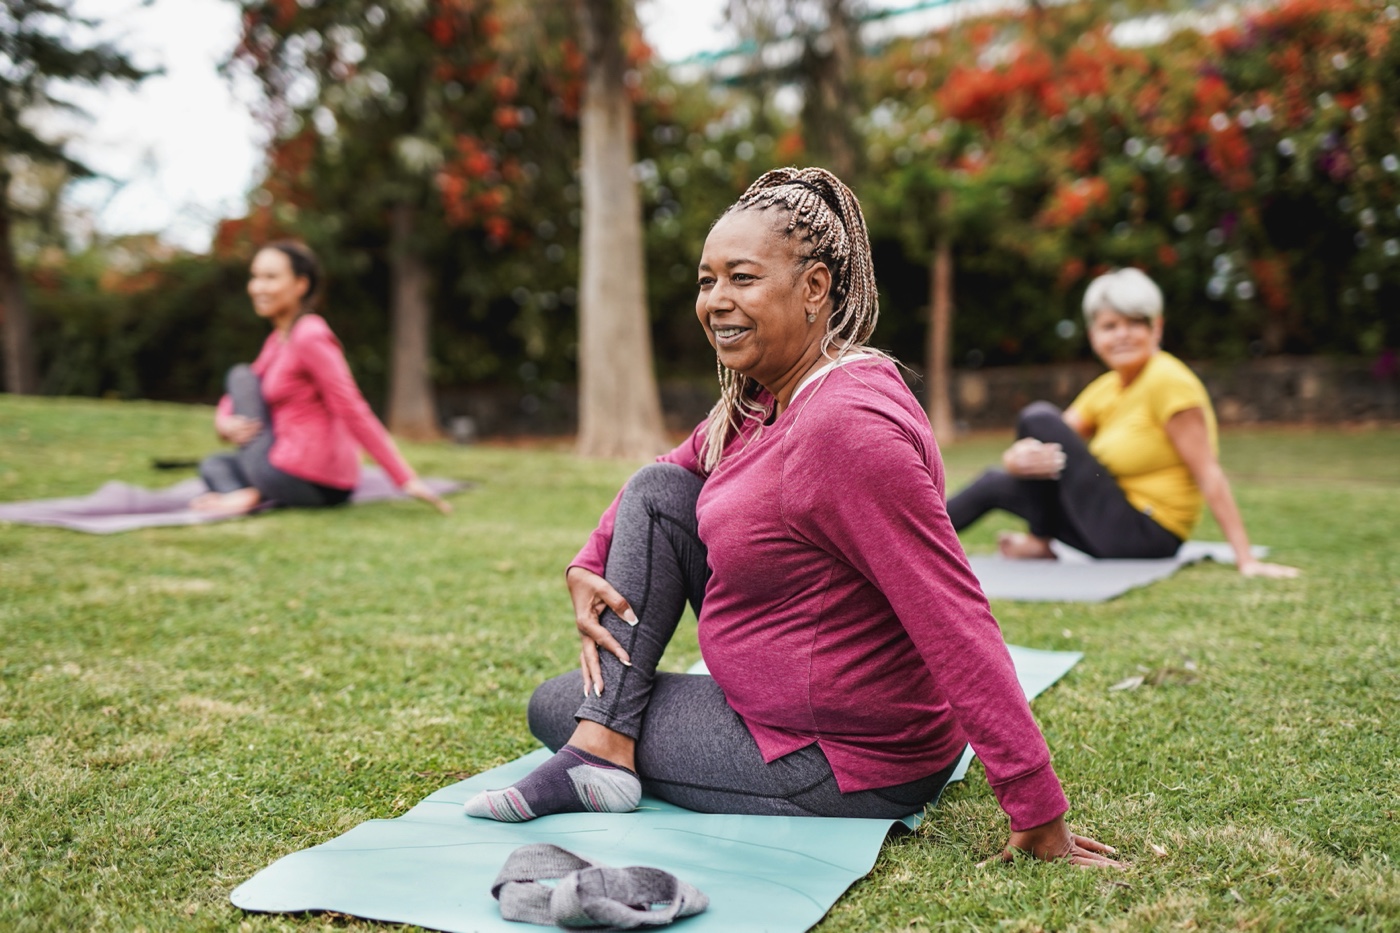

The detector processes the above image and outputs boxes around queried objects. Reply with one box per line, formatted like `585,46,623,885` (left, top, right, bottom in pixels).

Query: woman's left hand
1238,557,1299,578
984,815,1123,869
402,477,452,515
1001,438,1066,479
216,413,262,446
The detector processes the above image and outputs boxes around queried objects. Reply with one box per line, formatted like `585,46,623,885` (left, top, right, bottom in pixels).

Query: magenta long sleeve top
572,357,1069,831
216,314,415,490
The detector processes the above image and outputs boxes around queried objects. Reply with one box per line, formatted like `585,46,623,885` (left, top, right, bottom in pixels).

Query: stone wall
943,355,1400,431
435,355,1400,439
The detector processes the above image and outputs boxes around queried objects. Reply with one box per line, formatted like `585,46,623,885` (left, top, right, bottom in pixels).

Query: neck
766,344,836,414
272,308,303,336
1116,350,1156,386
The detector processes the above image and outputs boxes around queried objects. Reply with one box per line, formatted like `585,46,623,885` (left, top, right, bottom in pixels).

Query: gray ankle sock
464,745,641,822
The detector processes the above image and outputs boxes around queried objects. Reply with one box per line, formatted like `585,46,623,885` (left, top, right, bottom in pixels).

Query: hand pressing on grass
1237,557,1300,579
983,815,1122,869
566,566,637,698
401,477,452,515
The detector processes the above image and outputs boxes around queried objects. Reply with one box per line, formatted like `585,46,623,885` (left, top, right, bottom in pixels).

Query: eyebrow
697,258,760,272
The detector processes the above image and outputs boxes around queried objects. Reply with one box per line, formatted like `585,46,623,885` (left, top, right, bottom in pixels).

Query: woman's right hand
984,815,1123,869
1238,557,1300,578
566,566,638,698
215,413,262,446
402,477,453,515
1002,438,1066,479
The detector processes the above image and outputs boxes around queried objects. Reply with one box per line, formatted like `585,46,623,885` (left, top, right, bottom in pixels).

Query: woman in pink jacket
192,241,448,516
465,169,1118,869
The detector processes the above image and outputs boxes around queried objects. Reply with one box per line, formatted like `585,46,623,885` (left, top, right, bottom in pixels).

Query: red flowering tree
864,0,1399,393
231,0,570,438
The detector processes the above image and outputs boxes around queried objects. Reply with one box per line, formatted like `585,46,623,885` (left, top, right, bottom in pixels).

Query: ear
1150,315,1164,345
293,275,312,303
801,261,833,311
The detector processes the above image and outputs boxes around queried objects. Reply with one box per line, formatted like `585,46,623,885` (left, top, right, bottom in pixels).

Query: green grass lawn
1,395,1397,931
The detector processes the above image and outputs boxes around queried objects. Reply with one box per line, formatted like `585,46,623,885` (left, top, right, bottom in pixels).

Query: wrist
1008,814,1071,860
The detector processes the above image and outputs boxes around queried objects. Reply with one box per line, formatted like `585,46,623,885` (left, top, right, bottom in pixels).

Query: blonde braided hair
699,167,882,472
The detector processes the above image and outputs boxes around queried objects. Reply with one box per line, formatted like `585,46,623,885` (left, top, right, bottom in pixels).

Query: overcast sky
63,0,263,250
57,0,738,251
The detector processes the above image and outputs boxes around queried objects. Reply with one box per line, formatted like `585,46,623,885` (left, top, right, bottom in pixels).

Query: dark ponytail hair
265,240,323,310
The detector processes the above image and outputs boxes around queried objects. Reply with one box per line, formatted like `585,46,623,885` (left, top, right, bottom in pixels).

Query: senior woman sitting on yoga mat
192,241,449,516
945,267,1296,578
465,168,1119,868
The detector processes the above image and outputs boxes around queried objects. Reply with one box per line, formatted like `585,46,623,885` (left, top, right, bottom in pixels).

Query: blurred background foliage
8,0,1399,415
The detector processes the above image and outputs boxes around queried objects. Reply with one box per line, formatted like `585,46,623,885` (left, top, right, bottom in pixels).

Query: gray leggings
945,401,1182,559
198,365,351,508
529,463,960,819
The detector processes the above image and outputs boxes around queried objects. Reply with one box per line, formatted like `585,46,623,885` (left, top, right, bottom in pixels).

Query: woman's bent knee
1017,400,1065,439
626,462,702,499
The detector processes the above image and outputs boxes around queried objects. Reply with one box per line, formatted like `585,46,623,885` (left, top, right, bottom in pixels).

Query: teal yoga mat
231,644,1083,933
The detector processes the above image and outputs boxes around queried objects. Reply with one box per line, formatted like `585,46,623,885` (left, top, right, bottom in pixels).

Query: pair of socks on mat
493,843,708,928
465,744,641,822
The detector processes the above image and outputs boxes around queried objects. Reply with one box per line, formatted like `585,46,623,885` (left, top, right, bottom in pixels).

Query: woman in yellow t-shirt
946,268,1297,578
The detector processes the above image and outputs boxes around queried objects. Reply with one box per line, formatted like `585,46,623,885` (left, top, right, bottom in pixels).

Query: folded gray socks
491,843,709,929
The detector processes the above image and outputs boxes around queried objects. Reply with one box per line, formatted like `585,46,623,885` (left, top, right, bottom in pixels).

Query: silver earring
806,313,817,323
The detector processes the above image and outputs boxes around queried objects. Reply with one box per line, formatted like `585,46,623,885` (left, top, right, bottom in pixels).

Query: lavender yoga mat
0,468,467,534
967,540,1269,603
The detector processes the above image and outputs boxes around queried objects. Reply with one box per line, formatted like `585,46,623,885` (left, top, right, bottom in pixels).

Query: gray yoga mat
232,645,1083,933
968,540,1267,603
0,468,467,534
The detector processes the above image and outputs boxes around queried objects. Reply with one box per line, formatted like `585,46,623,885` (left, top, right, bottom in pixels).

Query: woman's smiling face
696,209,830,400
1086,305,1162,379
247,247,308,324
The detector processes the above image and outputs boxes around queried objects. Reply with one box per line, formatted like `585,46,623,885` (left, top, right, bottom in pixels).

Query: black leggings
528,463,961,819
945,401,1181,559
198,365,351,508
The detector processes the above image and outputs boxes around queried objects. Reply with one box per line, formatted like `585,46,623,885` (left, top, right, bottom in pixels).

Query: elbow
1194,465,1231,503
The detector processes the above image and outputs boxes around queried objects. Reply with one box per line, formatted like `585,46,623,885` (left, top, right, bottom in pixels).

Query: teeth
714,327,744,337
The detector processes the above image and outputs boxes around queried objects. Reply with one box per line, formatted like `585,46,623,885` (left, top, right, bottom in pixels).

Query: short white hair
1082,268,1163,324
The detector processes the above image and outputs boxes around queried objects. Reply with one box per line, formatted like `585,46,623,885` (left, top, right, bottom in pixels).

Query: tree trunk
573,0,666,459
386,201,441,440
804,0,861,178
0,176,39,395
925,214,955,443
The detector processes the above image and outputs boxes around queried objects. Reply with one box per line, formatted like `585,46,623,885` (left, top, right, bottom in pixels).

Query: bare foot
190,488,262,515
997,531,1057,560
188,491,222,511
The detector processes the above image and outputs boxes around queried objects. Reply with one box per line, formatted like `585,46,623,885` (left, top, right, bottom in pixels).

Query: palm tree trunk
573,0,666,459
386,201,441,440
0,176,39,395
925,209,955,442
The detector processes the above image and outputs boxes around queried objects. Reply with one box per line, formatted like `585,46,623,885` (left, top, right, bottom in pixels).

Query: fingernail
622,609,639,626
621,659,632,667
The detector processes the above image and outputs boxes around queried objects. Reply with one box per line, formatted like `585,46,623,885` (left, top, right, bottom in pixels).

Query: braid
699,167,882,472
